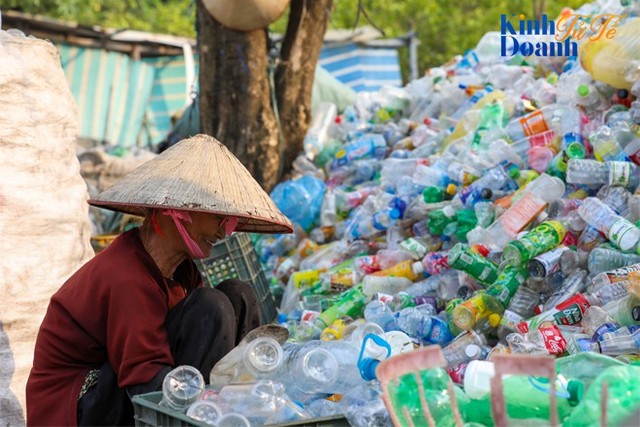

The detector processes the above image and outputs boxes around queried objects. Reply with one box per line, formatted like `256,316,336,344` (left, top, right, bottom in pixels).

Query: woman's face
185,212,226,257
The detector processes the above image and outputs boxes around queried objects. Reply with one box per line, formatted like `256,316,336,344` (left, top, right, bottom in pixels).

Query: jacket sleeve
104,273,174,388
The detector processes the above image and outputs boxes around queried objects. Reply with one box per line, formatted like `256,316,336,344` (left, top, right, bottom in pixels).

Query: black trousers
77,280,261,426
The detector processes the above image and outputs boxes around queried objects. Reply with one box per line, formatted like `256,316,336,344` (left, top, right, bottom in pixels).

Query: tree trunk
197,0,280,191
276,0,334,175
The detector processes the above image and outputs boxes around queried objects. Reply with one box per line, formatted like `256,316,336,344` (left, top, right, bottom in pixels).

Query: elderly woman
26,135,292,426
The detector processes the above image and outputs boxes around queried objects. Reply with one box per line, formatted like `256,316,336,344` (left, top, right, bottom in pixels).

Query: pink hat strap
162,209,207,259
223,216,240,237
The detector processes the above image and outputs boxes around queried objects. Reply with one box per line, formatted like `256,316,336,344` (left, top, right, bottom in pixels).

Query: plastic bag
270,175,326,231
564,365,640,426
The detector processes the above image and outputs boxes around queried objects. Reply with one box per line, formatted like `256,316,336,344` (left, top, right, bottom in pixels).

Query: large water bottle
567,159,640,189
578,197,640,251
588,247,640,276
566,159,607,185
303,102,337,160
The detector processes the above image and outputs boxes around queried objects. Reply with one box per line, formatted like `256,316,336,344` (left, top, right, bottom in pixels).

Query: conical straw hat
89,134,293,234
202,0,290,32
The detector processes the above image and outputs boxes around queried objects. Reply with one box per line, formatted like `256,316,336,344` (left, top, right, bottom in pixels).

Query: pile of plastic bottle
162,3,640,426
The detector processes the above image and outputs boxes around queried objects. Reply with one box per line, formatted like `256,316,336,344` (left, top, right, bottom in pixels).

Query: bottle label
501,193,546,236
401,238,428,259
607,219,638,249
427,316,454,345
591,322,621,342
531,247,568,277
423,252,450,275
292,270,320,288
593,263,640,288
486,267,525,307
519,293,591,332
573,336,594,353
446,363,468,385
374,292,394,304
520,110,550,137
540,325,567,355
500,309,524,329
608,161,631,187
301,310,320,323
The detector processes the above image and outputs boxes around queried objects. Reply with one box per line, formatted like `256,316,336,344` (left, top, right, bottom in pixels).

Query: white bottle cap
463,360,495,400
383,330,415,356
412,261,425,275
465,344,482,359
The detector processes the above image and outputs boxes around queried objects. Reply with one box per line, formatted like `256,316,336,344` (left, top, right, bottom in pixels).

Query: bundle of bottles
162,3,640,426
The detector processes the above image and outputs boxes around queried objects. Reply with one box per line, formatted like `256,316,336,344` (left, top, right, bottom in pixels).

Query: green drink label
608,161,631,187
486,267,526,306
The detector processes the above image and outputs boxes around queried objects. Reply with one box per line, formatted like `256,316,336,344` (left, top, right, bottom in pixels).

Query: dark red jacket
26,228,201,426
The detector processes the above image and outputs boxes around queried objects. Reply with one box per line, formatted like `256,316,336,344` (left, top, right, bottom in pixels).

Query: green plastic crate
195,233,276,325
132,392,350,427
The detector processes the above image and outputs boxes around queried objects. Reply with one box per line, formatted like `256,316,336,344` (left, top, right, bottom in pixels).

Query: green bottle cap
577,84,590,97
508,167,521,180
423,186,444,203
565,142,586,159
567,380,584,407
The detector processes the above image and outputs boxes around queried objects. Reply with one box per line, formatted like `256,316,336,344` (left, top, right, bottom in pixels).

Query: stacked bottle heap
174,5,640,427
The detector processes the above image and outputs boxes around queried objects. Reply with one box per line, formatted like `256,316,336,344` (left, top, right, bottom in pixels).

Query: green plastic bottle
502,220,567,267
314,284,367,329
428,207,457,236
456,209,478,243
462,360,583,425
386,367,462,427
564,365,640,426
483,265,529,314
448,243,499,285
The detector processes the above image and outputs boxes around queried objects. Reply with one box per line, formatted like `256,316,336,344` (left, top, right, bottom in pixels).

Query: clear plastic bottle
396,304,454,345
277,342,339,395
560,249,589,275
507,324,568,355
349,206,401,240
364,300,398,332
362,275,414,297
587,247,640,276
302,102,338,160
543,269,588,311
504,104,563,143
594,328,640,356
442,330,487,368
581,306,621,341
567,159,640,189
186,401,222,426
497,285,539,341
589,125,628,162
161,366,205,411
578,197,640,251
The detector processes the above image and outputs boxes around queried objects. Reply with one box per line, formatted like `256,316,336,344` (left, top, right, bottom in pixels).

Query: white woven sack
0,30,94,425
